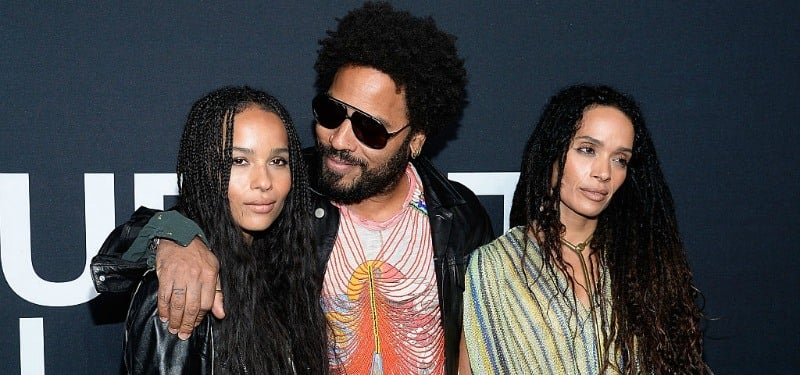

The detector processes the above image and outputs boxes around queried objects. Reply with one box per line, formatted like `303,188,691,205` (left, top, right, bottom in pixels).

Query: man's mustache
318,144,367,168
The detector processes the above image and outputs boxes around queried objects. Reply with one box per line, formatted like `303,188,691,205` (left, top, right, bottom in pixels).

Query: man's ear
409,132,427,158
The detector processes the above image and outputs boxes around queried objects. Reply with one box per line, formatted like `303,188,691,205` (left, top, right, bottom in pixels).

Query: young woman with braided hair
124,86,327,374
462,84,708,374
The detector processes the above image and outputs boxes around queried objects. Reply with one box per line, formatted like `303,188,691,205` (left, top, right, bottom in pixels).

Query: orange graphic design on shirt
324,166,443,375
327,260,443,375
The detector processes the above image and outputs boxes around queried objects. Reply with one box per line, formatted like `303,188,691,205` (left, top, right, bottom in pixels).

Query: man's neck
344,170,410,222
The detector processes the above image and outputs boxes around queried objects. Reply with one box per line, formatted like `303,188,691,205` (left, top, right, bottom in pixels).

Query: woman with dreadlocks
461,84,707,374
124,86,327,374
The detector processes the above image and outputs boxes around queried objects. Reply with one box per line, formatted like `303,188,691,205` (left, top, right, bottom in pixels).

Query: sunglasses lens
313,95,392,149
312,95,346,129
350,112,389,149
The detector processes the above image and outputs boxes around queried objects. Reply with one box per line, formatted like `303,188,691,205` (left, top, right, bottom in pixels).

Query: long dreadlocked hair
509,84,707,373
175,86,327,374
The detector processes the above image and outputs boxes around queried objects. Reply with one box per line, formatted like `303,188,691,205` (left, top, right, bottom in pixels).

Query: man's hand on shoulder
155,237,225,340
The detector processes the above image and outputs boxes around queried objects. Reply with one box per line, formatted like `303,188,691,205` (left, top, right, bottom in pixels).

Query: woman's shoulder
469,226,534,270
465,227,544,311
477,225,532,253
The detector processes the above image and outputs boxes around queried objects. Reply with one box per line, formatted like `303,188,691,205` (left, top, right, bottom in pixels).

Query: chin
242,220,274,233
580,207,608,219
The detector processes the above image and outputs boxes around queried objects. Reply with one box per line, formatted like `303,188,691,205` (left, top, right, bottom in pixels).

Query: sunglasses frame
312,94,410,149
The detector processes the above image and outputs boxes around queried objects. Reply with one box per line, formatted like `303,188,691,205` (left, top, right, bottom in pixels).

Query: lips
325,155,358,173
245,201,276,214
579,187,609,202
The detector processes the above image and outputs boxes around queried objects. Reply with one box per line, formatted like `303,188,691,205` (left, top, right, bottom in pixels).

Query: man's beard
317,137,412,205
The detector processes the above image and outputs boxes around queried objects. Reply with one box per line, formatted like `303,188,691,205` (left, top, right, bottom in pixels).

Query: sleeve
90,207,160,293
453,180,496,250
90,207,208,294
122,210,209,268
124,272,211,375
475,206,495,248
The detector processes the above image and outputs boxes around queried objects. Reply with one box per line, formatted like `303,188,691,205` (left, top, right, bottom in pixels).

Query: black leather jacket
91,149,494,375
125,271,217,374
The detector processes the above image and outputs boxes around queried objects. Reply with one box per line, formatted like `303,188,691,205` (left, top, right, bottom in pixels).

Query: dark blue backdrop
1,1,798,373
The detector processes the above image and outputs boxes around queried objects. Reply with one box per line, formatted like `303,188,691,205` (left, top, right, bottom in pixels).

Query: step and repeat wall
1,1,797,373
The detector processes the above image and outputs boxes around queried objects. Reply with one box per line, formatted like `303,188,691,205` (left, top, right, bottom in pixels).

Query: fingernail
160,316,168,323
178,332,190,340
169,328,178,335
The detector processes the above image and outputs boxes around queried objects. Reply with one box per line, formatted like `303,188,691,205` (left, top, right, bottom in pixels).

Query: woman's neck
561,217,597,247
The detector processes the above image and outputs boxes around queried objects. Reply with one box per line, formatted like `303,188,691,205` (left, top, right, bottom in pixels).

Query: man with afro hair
307,3,493,374
92,2,493,374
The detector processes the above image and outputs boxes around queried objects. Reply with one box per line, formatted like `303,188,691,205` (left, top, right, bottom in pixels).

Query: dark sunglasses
312,94,410,149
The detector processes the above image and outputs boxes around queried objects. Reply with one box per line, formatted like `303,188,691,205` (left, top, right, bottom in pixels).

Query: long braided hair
176,86,327,374
510,84,706,373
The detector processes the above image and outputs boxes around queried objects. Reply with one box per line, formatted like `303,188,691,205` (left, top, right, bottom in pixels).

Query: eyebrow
231,146,290,155
330,94,392,129
575,135,633,154
365,112,392,129
232,146,253,154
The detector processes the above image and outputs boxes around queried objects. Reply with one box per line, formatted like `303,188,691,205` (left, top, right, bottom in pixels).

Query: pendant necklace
561,233,605,368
